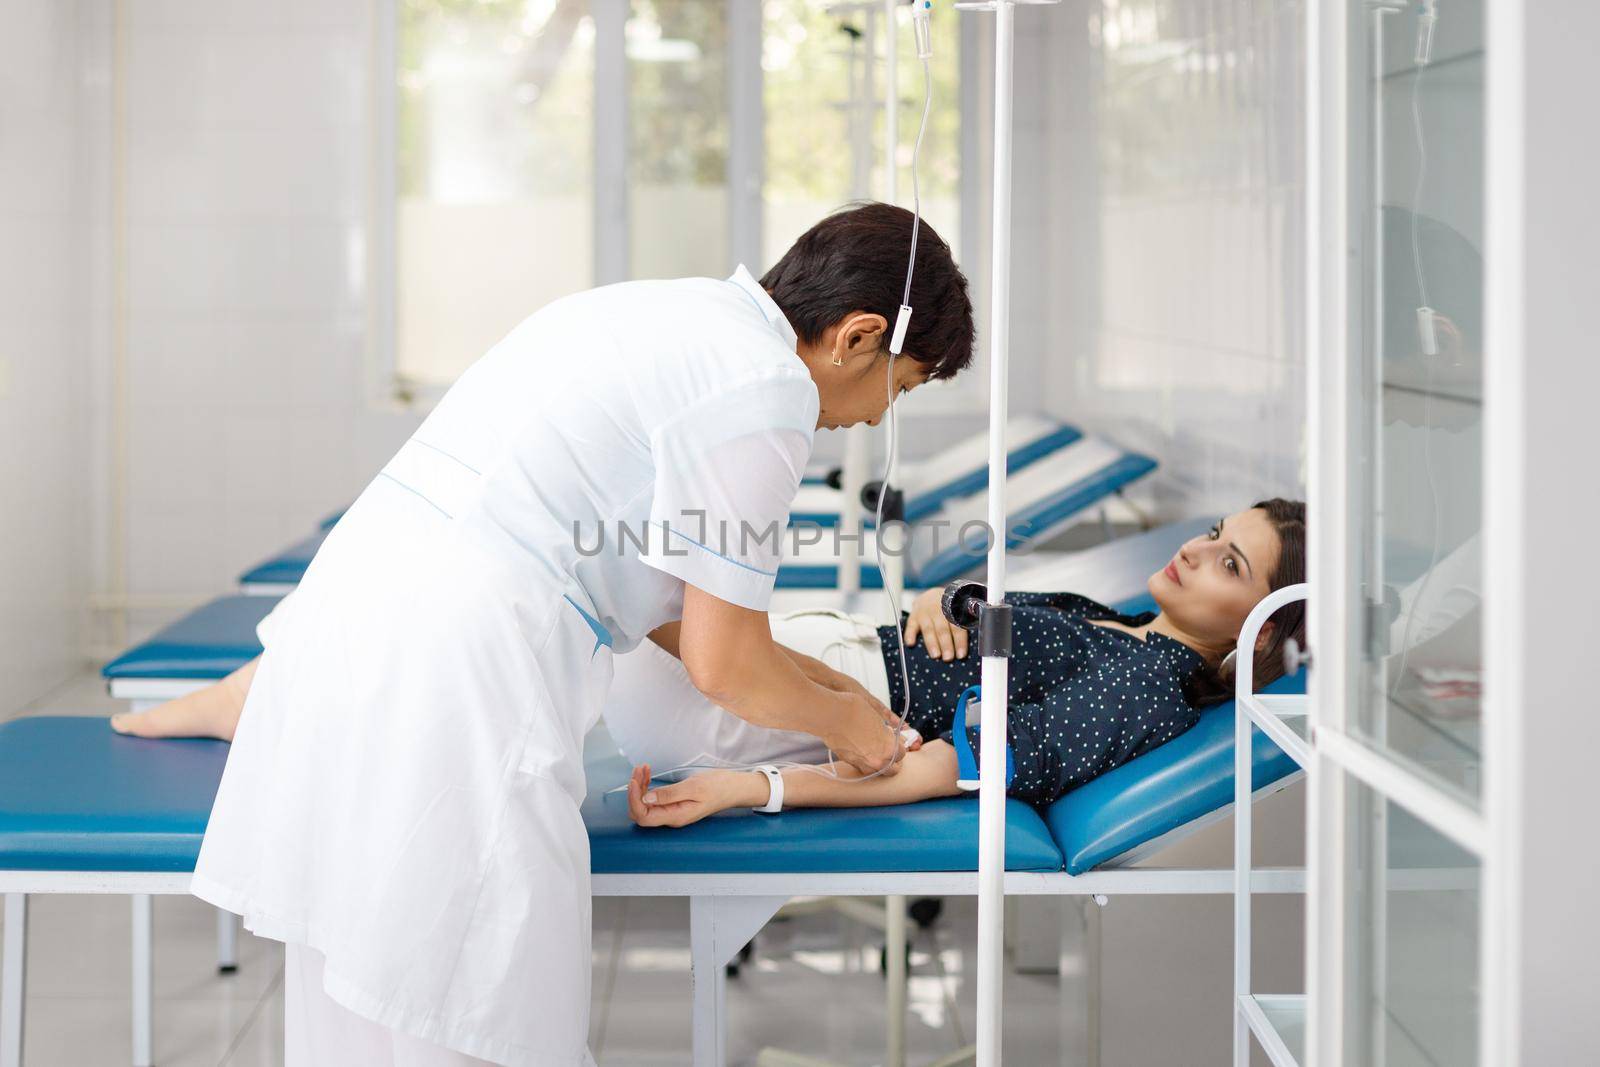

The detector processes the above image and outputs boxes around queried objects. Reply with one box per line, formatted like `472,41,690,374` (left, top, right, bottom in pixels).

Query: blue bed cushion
102,595,278,680
789,508,847,528
902,424,1084,523
789,424,1085,528
0,717,226,872
584,753,1062,874
238,529,327,587
775,561,887,590
1110,591,1158,616
1004,454,1158,547
915,451,1159,588
1046,671,1307,875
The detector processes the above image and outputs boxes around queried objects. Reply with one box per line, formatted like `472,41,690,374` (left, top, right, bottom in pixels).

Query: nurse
186,201,975,1066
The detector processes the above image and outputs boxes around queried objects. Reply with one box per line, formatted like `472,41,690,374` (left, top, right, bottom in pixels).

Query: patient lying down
111,500,1304,828
618,500,1306,826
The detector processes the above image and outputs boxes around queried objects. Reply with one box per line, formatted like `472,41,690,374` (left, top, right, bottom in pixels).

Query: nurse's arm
651,619,871,699
677,584,903,776
646,622,682,658
626,742,963,828
773,645,884,701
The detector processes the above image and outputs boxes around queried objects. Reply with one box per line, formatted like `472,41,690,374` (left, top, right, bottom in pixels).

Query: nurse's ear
829,312,889,370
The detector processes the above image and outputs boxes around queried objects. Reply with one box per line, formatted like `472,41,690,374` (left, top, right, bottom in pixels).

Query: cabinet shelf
1238,993,1305,1067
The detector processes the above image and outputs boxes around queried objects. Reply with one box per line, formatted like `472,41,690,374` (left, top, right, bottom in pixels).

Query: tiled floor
4,893,1079,1065
4,674,1085,1066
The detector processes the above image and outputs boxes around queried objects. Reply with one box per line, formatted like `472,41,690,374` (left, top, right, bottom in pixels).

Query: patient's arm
627,741,963,828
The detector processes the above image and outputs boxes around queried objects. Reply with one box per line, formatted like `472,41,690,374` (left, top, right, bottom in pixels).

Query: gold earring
831,354,845,366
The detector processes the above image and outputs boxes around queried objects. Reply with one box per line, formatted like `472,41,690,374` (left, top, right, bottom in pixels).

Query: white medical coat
190,267,818,1066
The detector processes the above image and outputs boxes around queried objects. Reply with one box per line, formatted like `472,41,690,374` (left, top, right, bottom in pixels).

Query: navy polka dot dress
876,591,1206,805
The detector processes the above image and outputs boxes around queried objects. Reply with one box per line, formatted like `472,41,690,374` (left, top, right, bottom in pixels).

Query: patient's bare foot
109,660,256,742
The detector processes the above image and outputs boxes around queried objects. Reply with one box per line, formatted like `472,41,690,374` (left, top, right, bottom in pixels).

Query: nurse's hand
903,587,970,661
826,693,906,777
627,764,749,829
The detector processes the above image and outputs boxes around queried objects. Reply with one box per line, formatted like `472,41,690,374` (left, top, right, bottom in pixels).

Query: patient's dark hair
761,201,975,382
1184,498,1309,708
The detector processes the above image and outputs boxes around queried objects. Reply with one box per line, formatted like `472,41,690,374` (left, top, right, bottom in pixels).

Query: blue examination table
101,595,279,709
582,671,1303,878
232,510,342,594
789,414,1084,527
2,669,1305,1066
0,719,231,1067
237,530,327,595
778,434,1157,590
45,516,1302,1065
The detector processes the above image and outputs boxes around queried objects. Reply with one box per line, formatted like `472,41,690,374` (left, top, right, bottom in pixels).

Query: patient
111,500,1305,826
620,498,1307,826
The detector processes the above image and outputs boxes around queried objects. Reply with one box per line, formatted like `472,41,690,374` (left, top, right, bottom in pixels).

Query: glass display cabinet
1307,1,1489,1064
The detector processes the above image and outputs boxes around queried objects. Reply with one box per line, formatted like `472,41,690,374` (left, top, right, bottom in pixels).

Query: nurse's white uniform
190,268,817,1066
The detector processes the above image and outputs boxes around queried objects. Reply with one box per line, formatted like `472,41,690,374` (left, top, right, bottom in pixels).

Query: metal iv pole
947,3,1056,1063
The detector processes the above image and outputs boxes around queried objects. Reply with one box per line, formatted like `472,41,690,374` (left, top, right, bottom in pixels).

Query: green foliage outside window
398,0,960,203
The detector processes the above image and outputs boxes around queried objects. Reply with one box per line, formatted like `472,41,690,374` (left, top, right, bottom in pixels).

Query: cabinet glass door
1324,2,1491,1064
1346,0,1485,805
1338,779,1481,1066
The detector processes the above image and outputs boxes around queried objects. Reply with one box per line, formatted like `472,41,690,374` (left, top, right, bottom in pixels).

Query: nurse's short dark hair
761,202,975,381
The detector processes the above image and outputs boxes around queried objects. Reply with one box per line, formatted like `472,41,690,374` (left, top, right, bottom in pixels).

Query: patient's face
1149,508,1281,653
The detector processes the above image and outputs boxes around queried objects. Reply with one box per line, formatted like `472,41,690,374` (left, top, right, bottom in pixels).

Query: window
385,0,968,401
628,1,730,280
762,0,963,267
395,0,595,392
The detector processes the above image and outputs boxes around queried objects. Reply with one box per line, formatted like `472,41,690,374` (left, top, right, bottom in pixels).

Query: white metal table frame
0,872,222,1067
1231,585,1312,1067
237,581,294,598
105,678,208,714
2,858,1307,1067
592,860,1308,1067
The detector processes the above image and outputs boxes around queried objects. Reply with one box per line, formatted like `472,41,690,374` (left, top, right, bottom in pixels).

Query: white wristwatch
754,765,784,814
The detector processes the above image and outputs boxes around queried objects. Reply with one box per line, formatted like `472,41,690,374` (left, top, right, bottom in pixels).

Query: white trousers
285,942,499,1066
603,608,894,770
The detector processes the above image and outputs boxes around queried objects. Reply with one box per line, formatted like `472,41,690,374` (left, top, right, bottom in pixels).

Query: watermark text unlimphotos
572,509,1020,561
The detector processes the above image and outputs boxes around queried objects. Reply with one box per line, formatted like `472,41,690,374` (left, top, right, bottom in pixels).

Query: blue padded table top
2,691,1299,879
1002,455,1157,548
781,442,1158,591
102,595,278,680
238,529,328,587
583,753,1062,874
775,560,886,591
1046,671,1307,875
915,454,1158,589
1010,517,1216,604
0,717,227,872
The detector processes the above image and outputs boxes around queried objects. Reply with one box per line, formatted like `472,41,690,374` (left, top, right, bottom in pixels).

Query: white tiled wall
109,0,419,629
1008,5,1309,1064
0,1,94,712
1017,0,1308,520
